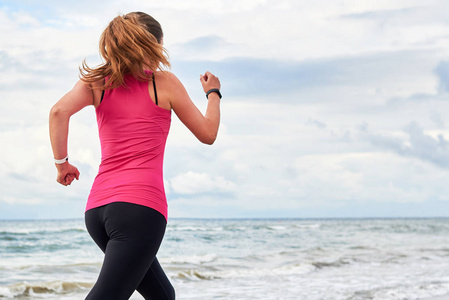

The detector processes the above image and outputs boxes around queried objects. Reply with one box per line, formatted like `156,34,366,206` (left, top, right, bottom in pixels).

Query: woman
49,12,221,300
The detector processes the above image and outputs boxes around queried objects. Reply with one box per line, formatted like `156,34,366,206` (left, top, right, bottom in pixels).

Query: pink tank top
86,73,171,220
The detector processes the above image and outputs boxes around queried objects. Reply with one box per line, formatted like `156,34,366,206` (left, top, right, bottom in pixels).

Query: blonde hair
80,12,170,90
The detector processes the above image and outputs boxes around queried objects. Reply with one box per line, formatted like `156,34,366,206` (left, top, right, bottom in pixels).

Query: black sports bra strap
100,78,105,103
152,73,158,106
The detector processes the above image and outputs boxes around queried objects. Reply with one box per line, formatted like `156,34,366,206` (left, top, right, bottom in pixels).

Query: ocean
1,218,449,299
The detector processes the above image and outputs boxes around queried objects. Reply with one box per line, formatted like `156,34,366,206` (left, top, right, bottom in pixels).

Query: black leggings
84,202,175,300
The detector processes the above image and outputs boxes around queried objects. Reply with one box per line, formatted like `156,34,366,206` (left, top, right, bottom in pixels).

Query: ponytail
80,12,170,90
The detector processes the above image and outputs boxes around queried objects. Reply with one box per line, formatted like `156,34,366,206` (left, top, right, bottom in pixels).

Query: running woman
49,11,221,300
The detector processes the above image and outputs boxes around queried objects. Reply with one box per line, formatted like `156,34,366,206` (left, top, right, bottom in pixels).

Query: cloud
171,49,441,102
341,7,417,20
170,35,247,61
169,171,237,195
359,122,449,168
340,3,449,27
434,61,449,93
306,119,327,129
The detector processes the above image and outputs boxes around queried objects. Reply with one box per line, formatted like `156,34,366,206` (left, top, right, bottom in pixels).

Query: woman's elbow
199,132,217,145
49,105,61,118
49,105,61,122
49,105,69,123
203,138,216,145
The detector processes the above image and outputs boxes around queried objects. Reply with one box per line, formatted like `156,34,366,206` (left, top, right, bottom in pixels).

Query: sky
1,0,449,219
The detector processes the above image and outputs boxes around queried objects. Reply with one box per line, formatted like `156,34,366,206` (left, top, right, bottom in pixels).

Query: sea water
1,218,449,299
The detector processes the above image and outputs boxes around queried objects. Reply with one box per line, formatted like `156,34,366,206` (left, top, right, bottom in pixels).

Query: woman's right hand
200,71,221,93
56,162,80,186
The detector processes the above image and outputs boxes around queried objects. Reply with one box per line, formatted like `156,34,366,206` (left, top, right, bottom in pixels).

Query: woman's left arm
49,80,94,186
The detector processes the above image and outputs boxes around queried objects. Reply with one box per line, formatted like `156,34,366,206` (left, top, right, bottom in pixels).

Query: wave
166,222,322,233
0,262,102,273
312,258,350,269
161,254,218,265
167,226,224,232
174,261,318,281
167,249,379,282
0,281,92,298
0,228,86,236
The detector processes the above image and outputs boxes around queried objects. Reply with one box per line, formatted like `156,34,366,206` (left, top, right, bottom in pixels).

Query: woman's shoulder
85,79,106,108
154,71,185,90
76,78,104,90
154,70,177,81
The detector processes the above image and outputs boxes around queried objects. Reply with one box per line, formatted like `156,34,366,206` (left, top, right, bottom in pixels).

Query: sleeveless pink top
86,73,171,220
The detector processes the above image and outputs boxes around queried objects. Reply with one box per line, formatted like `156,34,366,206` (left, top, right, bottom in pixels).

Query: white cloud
169,36,248,61
170,171,237,195
358,121,449,168
291,152,449,205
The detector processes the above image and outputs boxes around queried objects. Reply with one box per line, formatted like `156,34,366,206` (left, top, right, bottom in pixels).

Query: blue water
1,218,449,299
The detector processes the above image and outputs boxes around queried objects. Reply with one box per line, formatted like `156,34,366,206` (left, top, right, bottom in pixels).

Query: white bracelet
54,155,68,164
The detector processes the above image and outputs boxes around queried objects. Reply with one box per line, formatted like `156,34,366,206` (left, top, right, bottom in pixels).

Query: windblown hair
80,12,170,90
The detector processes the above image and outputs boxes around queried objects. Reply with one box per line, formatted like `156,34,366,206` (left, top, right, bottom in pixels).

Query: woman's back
87,72,171,219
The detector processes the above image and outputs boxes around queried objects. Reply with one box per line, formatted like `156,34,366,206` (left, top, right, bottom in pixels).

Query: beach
1,218,449,299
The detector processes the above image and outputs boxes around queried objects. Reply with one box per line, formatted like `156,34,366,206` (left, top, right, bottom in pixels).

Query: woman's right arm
49,80,95,185
169,71,221,145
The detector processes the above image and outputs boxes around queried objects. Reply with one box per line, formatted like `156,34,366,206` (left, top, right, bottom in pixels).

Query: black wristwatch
206,88,222,99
